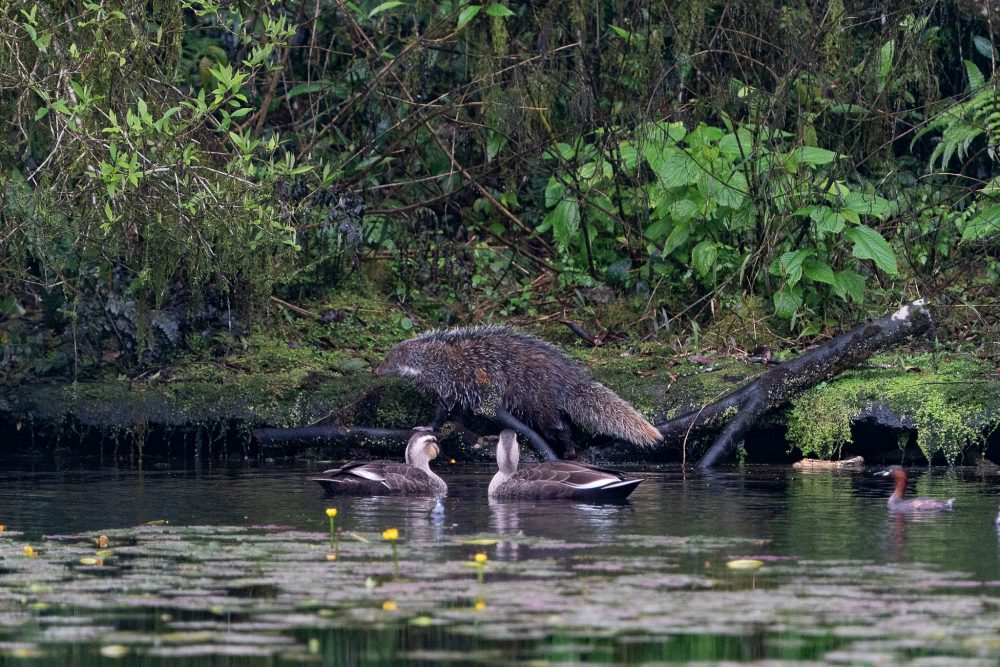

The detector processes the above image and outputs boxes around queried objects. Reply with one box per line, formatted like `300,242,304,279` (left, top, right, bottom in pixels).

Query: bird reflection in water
488,499,635,561
346,495,449,543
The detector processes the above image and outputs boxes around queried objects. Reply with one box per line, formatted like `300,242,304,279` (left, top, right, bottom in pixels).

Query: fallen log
654,299,932,468
251,425,416,449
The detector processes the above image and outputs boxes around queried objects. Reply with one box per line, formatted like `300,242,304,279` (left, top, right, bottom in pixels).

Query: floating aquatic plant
23,545,36,558
325,508,338,557
472,552,488,584
383,528,399,578
382,600,398,612
727,559,765,570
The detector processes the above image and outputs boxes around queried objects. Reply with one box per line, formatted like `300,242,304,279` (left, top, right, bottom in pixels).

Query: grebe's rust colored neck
889,467,907,502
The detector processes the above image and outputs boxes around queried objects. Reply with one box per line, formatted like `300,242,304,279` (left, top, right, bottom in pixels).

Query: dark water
1,461,999,665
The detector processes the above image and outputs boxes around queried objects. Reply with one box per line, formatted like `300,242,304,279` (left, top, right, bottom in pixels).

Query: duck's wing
514,462,632,489
500,467,643,500
319,460,393,477
377,463,440,494
311,460,395,494
539,461,634,480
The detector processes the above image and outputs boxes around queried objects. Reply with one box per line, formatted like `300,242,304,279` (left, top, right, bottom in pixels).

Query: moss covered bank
2,329,998,466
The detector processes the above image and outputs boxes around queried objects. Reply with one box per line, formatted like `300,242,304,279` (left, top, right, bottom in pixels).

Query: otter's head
375,339,422,378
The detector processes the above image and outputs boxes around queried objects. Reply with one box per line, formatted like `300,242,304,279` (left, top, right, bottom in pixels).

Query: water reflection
2,462,1000,664
2,463,1000,576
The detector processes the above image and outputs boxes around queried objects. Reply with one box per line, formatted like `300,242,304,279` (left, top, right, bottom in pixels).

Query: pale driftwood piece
792,456,865,470
654,299,932,468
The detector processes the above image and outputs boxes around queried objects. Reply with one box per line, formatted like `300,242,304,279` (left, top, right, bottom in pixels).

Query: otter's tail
564,382,662,447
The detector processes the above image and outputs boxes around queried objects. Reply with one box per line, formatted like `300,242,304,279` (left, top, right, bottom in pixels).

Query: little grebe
877,465,954,512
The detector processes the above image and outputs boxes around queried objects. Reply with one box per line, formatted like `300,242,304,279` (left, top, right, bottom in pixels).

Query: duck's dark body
312,460,446,496
489,430,642,501
311,433,447,496
490,461,643,501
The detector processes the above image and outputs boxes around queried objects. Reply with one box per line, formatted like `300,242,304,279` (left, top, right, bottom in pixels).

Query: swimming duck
488,429,642,501
877,465,954,512
311,432,447,496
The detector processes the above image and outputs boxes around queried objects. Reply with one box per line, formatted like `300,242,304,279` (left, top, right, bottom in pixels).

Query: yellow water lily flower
474,552,487,565
23,545,36,558
325,508,337,518
382,600,398,611
382,528,399,541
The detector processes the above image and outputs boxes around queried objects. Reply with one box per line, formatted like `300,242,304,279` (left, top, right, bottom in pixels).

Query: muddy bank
2,350,998,466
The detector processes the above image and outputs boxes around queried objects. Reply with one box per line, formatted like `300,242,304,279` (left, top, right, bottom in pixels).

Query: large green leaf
803,259,837,285
457,4,481,29
543,178,564,208
878,40,894,90
662,223,691,256
485,3,515,17
809,206,846,235
961,205,1000,241
773,285,803,319
646,149,698,189
788,146,837,166
709,172,748,209
832,269,866,303
719,128,754,159
369,1,406,18
769,249,813,286
845,225,898,275
668,199,698,224
973,35,997,61
544,198,580,250
691,240,717,277
842,192,892,220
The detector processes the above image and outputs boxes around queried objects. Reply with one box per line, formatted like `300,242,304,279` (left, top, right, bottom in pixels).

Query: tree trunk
655,300,932,467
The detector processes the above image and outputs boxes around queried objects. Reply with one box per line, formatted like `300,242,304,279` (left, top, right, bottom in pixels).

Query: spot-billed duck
488,430,642,501
311,431,447,496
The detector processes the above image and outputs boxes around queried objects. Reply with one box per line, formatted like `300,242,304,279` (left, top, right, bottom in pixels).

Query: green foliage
537,119,899,325
911,59,999,172
2,0,999,375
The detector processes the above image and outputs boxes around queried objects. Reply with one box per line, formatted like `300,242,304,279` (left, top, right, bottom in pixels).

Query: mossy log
655,300,933,467
251,426,415,448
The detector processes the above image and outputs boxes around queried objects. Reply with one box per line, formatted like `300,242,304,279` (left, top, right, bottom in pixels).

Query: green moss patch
787,354,1000,463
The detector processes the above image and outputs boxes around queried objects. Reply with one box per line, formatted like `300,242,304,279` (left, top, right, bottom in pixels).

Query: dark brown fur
375,325,662,457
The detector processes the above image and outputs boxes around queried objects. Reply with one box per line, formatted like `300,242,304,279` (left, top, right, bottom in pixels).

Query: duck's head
496,430,520,475
406,432,439,466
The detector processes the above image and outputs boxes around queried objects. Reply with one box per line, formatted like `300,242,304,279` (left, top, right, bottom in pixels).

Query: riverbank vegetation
1,1,998,461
